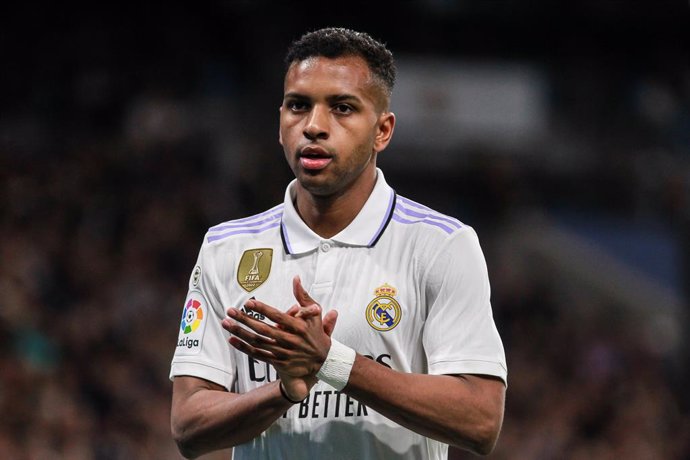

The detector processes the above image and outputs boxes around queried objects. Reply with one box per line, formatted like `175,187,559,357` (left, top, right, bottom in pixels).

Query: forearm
344,355,505,455
221,288,505,454
171,378,292,458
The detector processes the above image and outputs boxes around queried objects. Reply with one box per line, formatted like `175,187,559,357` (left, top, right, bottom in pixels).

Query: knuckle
293,323,307,335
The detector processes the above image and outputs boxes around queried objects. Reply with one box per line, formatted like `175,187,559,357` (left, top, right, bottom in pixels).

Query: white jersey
170,169,507,460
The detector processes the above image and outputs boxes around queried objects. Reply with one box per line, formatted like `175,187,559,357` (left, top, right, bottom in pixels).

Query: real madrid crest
366,283,402,331
237,248,273,292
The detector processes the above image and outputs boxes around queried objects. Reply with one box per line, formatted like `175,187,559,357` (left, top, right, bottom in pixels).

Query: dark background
1,1,689,458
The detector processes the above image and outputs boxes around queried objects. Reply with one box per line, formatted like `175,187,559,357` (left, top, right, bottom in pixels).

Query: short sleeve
422,227,507,384
169,237,236,390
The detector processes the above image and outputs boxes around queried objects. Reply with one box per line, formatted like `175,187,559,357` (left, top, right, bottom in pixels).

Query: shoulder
391,194,467,240
389,194,484,270
204,203,284,246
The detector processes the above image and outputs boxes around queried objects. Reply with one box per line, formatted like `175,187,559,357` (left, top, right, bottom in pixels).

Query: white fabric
170,169,507,460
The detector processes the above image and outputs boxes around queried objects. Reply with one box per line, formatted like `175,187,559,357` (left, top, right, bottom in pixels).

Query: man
170,27,507,459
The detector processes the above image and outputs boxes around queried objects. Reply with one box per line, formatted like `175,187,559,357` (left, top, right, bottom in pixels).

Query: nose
303,105,329,140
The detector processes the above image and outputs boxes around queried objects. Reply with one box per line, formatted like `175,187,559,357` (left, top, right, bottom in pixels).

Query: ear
374,111,395,153
278,106,284,146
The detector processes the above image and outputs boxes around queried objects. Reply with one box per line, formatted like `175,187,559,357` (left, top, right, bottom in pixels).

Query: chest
221,242,427,362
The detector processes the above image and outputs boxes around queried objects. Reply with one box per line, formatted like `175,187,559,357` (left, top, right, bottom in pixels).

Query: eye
332,104,354,115
285,100,310,112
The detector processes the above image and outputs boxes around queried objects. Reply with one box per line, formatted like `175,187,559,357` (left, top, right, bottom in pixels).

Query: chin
298,176,339,197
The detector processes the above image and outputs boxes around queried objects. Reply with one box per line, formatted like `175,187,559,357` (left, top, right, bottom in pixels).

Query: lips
299,145,333,171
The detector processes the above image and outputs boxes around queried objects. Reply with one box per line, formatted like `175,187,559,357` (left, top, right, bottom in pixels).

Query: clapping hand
222,276,338,401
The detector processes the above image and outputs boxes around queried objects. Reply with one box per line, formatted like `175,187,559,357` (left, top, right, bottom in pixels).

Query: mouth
298,145,333,171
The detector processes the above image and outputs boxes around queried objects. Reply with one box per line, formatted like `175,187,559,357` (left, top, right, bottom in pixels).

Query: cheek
350,124,378,152
279,124,294,148
280,117,302,137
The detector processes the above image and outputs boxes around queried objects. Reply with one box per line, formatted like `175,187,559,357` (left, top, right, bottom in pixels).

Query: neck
294,171,377,239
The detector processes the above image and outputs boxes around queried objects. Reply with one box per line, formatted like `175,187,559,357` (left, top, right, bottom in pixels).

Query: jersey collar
280,169,397,255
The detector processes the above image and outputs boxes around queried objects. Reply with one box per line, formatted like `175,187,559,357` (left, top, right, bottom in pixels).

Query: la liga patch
176,291,207,355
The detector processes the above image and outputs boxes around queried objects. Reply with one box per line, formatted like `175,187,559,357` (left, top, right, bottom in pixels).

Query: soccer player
170,27,507,459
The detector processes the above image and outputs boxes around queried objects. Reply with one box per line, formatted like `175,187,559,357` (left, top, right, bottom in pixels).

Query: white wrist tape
316,339,356,390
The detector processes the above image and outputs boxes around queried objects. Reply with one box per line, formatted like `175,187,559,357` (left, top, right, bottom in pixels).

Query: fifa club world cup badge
366,283,402,331
237,248,273,292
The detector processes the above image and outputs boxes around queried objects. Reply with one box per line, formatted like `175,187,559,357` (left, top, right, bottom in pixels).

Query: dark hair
285,27,396,98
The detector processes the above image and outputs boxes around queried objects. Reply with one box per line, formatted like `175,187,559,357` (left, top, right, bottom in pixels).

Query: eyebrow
329,94,362,104
283,92,363,105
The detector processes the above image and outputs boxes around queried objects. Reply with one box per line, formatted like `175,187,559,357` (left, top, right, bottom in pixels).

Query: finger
295,304,321,319
224,321,296,362
322,309,338,336
223,312,296,351
242,299,303,333
277,304,300,330
222,317,278,349
227,330,306,369
225,308,275,335
285,304,300,317
225,309,305,353
228,336,277,363
293,275,318,308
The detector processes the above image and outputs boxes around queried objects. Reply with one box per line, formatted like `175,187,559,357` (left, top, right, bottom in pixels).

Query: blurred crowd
2,86,689,460
2,2,690,459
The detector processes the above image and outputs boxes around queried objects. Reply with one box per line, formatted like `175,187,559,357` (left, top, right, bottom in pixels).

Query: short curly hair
285,27,396,99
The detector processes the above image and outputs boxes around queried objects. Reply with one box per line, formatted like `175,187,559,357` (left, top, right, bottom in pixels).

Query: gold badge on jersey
237,248,273,292
365,284,402,331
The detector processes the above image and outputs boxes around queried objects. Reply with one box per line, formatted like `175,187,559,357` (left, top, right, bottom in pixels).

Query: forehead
284,55,375,98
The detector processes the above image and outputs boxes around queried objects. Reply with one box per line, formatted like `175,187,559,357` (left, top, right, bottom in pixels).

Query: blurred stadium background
1,1,689,458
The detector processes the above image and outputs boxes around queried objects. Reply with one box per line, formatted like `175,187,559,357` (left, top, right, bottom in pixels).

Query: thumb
322,309,338,337
293,275,317,308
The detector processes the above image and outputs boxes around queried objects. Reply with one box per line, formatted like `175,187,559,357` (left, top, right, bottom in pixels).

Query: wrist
316,338,356,390
278,380,306,404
